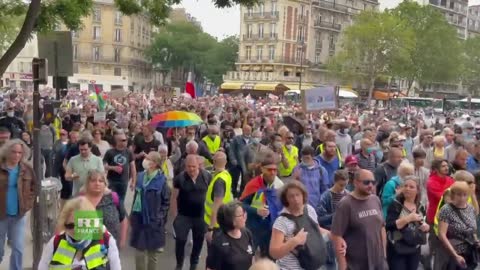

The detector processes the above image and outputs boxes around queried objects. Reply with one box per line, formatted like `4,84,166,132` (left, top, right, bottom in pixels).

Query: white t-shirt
273,204,319,270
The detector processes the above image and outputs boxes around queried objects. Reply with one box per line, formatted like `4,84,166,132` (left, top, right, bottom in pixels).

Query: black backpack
281,207,327,270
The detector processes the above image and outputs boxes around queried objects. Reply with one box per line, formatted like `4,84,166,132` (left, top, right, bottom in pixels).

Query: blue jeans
0,215,26,270
323,233,337,270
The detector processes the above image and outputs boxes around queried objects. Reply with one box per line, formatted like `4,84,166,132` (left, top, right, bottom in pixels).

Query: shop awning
373,90,407,100
220,82,243,90
254,83,279,91
284,84,315,91
339,87,358,98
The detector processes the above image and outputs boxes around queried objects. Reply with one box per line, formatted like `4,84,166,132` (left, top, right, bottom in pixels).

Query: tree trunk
406,79,414,97
366,76,375,106
161,71,168,86
0,0,41,77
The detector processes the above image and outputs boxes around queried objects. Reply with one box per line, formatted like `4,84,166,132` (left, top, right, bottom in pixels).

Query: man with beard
331,169,387,270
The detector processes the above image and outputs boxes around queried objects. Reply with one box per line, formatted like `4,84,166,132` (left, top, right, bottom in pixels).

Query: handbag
448,204,480,264
388,200,427,255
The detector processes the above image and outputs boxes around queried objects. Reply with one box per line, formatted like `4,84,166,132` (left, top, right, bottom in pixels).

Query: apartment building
221,0,378,94
421,0,468,39
64,0,154,92
468,5,480,37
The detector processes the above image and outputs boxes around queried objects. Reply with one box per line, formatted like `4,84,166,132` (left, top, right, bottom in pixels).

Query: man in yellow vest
205,151,233,243
202,125,221,169
278,132,298,181
316,130,343,164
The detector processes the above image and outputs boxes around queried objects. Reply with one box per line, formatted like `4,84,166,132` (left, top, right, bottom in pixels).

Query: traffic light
43,100,62,123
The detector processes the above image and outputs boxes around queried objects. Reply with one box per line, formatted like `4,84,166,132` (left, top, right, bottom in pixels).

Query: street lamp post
299,40,305,91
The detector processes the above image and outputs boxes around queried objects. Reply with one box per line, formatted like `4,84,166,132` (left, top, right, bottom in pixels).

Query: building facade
1,0,155,92
222,0,378,93
67,0,154,92
0,36,38,90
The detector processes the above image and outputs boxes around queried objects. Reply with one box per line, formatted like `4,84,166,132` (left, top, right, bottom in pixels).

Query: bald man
331,169,387,270
205,151,234,242
171,154,212,270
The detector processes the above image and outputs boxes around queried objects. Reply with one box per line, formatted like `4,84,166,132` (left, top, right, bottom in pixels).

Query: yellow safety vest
402,148,407,158
50,238,108,269
318,143,343,167
433,188,473,235
204,170,233,227
278,145,298,177
202,135,221,167
53,117,62,140
161,161,169,177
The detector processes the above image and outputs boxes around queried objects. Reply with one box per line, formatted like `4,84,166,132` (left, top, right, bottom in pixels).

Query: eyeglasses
362,180,376,186
64,223,75,230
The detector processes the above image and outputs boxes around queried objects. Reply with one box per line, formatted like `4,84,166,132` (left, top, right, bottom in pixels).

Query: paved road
2,186,207,270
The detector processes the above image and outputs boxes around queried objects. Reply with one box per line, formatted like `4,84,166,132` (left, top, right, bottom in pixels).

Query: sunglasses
64,223,75,230
362,180,376,186
264,167,277,173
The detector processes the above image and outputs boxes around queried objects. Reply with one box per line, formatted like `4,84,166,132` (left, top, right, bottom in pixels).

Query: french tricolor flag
185,71,196,99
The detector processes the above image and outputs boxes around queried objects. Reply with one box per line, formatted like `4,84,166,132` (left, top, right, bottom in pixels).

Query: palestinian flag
94,84,106,111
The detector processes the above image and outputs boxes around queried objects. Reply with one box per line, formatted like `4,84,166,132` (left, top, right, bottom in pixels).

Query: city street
2,186,207,270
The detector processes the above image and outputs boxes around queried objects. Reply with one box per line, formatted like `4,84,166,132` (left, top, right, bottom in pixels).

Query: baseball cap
345,155,358,166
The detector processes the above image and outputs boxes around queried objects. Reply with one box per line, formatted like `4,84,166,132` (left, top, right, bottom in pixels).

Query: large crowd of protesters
0,87,479,270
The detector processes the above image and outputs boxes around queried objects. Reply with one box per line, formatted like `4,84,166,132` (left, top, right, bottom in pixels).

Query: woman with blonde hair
38,197,121,269
80,170,128,249
437,181,479,270
381,161,415,217
431,135,446,160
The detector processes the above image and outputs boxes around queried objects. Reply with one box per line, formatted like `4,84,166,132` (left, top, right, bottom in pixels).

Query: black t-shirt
206,228,254,270
103,148,134,184
134,138,160,172
173,171,211,218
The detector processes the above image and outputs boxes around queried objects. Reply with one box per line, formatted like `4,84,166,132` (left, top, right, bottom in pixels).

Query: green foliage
328,10,414,102
147,21,238,85
389,0,463,88
0,14,23,54
463,36,480,94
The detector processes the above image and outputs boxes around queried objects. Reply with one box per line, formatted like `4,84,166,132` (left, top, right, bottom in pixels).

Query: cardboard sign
94,112,106,123
302,86,338,112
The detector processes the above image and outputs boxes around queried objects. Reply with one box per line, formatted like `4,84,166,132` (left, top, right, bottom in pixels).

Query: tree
389,0,463,95
147,21,238,86
0,0,257,77
328,11,414,104
463,36,480,96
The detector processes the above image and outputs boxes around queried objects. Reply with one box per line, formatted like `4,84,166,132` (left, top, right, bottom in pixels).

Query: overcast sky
175,0,480,40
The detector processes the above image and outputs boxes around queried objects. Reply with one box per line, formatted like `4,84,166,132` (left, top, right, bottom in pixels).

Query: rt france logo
74,211,103,240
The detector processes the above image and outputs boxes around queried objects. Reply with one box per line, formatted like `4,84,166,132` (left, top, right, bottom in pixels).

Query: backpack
280,207,327,270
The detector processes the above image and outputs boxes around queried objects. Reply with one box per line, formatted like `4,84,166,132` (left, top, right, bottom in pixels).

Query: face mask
244,134,251,140
252,137,261,144
366,147,375,154
66,234,91,250
7,111,14,117
305,132,312,137
209,134,216,139
142,159,151,170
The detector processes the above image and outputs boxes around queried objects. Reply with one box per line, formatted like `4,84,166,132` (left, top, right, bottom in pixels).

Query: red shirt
426,171,454,224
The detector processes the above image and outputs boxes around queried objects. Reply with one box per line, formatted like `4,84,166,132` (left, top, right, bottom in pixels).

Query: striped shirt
356,152,378,172
273,205,319,270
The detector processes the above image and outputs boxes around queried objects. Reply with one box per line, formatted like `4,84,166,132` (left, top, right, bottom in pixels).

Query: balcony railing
313,20,341,31
244,11,280,20
311,0,361,14
223,71,304,82
243,33,279,41
237,56,310,65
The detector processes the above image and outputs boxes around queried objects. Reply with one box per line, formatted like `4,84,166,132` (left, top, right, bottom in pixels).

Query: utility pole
299,40,305,91
32,58,48,269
